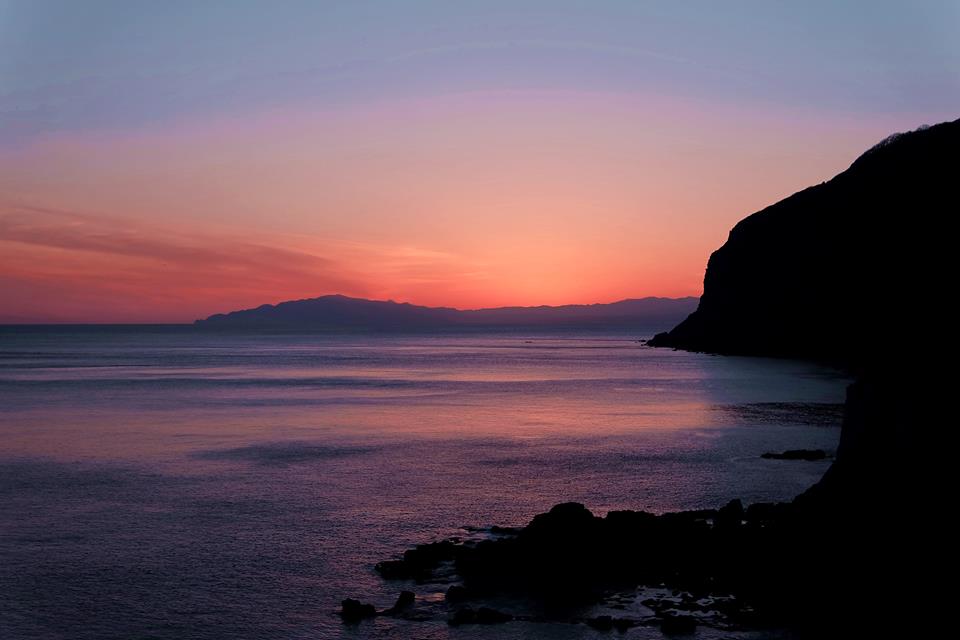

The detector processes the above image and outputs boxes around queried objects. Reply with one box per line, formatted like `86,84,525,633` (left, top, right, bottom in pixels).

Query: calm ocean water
0,327,848,639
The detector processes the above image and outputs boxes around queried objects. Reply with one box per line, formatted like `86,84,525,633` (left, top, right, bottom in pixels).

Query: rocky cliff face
650,118,957,368
649,120,955,632
649,119,956,492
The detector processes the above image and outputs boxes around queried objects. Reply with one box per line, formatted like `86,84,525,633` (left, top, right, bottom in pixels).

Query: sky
1,1,958,322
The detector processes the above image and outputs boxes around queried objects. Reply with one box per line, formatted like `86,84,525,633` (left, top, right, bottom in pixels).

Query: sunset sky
2,1,958,322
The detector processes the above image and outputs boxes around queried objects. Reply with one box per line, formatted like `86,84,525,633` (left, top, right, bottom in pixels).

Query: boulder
340,598,376,622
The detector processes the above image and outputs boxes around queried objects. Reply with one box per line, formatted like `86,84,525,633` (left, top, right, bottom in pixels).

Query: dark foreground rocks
377,499,780,596
384,590,415,614
344,302,942,635
449,606,514,626
364,499,788,632
340,591,424,623
365,422,932,634
374,539,458,580
659,613,698,635
339,598,376,622
585,615,636,632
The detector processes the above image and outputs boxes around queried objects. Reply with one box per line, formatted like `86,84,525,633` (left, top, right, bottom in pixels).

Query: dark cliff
647,120,955,632
649,118,957,367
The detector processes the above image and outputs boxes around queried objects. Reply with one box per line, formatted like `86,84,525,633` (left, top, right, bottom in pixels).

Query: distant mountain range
194,295,699,332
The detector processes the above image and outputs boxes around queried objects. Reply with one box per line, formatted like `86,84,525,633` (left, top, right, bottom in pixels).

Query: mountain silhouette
195,295,698,331
650,118,957,366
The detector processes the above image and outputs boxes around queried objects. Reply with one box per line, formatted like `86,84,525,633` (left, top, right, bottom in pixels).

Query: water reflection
0,329,849,639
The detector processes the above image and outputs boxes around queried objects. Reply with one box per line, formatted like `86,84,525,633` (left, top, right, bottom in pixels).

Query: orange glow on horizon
0,203,701,323
0,91,928,323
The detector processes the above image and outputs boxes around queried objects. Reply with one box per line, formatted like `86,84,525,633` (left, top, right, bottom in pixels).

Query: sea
0,326,849,639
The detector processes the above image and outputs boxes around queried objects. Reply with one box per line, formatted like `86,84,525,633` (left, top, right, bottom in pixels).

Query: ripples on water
0,327,848,639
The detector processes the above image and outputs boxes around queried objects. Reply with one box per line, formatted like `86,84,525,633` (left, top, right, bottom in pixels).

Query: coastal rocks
339,598,376,622
742,501,791,524
445,585,471,602
448,606,514,625
489,525,522,535
714,499,744,529
585,615,636,632
397,590,415,607
383,590,415,614
371,497,792,629
375,539,458,580
761,449,827,461
527,501,596,532
341,591,420,622
373,559,411,579
659,613,698,635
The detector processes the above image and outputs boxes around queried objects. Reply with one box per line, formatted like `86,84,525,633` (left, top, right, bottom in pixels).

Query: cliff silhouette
351,120,954,636
642,120,952,630
650,120,960,635
649,118,957,365
647,121,953,628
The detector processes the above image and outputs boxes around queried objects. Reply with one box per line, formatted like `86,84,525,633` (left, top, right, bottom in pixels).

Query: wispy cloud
1,205,359,322
0,206,337,272
0,204,491,322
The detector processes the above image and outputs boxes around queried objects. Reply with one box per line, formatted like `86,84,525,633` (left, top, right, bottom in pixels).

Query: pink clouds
0,206,491,322
0,207,355,322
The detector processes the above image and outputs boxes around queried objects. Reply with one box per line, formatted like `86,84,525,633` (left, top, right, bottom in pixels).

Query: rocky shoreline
341,496,823,633
340,119,955,635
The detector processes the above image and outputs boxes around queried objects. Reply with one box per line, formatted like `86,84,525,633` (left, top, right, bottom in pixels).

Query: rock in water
340,598,376,622
382,590,415,615
393,590,415,609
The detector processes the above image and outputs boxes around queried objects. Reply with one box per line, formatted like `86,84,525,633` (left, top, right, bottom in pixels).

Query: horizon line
0,293,701,326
